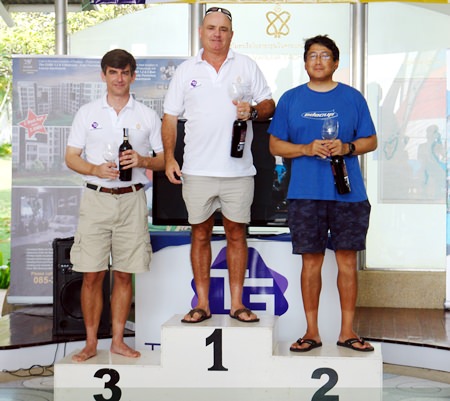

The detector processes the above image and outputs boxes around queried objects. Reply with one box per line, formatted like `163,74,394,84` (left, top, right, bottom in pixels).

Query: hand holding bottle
229,82,251,158
119,129,133,181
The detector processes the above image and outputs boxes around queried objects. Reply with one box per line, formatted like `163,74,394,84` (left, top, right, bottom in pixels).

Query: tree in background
0,5,146,277
0,4,145,136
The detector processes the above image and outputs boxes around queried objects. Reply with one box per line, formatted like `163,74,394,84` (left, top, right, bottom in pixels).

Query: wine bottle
230,120,247,158
330,156,351,194
119,128,133,181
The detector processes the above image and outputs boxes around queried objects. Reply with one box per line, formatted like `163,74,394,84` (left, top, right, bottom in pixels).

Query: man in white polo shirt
66,49,165,361
162,7,275,323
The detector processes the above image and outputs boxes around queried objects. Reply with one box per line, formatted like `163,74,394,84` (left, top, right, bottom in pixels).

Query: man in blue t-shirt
269,35,377,352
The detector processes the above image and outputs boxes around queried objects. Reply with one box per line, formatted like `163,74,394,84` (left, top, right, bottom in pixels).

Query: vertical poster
9,56,185,303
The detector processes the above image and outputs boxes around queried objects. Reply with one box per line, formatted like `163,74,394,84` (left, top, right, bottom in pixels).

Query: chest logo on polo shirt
89,121,105,130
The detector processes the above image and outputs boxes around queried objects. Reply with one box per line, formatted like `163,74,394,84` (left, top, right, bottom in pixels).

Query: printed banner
9,56,185,303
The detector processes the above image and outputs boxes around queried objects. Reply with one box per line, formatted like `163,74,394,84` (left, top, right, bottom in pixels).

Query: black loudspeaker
52,237,111,337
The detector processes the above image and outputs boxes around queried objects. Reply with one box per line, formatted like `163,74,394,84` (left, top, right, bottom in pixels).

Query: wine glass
103,142,117,181
103,142,117,163
318,118,339,160
322,118,339,141
229,82,251,120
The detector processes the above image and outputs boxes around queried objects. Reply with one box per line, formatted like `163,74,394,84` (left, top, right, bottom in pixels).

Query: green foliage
0,260,10,289
0,8,147,278
0,143,11,158
0,5,146,119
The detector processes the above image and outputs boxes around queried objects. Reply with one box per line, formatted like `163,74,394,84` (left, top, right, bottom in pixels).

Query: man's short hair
101,49,137,74
304,35,340,62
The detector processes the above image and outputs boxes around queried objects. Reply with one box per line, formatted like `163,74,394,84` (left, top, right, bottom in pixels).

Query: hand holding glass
318,118,339,160
102,142,118,180
229,82,251,120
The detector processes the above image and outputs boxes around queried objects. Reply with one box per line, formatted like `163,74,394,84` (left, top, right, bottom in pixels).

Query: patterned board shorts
288,199,371,254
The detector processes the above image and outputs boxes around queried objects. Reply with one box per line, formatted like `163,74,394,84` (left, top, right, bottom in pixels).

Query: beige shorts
182,175,254,225
70,187,152,273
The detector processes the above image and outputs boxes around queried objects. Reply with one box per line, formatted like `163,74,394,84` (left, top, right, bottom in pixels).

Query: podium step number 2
54,315,383,401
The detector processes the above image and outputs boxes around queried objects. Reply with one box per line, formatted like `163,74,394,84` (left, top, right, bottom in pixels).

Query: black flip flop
290,338,323,353
229,308,260,323
337,337,374,352
181,308,211,323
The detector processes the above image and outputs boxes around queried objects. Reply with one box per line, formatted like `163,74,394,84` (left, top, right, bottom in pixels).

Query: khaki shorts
70,187,152,273
182,175,254,225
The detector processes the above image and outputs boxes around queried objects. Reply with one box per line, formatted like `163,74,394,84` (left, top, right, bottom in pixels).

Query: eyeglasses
205,7,232,21
307,52,332,61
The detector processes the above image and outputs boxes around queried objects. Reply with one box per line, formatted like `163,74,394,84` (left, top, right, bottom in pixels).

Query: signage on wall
9,55,186,304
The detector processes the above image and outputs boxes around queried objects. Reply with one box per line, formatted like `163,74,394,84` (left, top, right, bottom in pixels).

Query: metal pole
55,0,68,55
351,2,368,269
351,1,367,94
190,3,204,57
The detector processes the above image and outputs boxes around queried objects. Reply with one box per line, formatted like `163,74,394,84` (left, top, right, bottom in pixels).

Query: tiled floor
0,306,449,400
355,307,450,350
0,368,449,401
383,371,450,400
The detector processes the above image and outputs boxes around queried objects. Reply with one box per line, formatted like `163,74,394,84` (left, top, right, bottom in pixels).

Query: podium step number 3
54,315,383,401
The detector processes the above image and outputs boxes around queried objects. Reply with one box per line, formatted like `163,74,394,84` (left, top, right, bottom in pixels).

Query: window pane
70,4,190,56
366,3,449,270
210,3,350,102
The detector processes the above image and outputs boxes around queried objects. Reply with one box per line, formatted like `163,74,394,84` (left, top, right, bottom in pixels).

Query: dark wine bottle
330,156,351,194
119,128,133,181
230,119,247,158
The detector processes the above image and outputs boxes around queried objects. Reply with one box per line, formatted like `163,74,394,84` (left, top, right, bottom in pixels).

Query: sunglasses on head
205,7,232,21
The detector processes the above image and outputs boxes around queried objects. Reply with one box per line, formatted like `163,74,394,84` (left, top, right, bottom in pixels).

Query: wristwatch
346,142,356,156
250,107,258,121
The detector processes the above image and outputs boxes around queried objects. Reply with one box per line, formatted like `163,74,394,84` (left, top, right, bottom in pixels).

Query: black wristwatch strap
346,142,355,156
250,107,258,121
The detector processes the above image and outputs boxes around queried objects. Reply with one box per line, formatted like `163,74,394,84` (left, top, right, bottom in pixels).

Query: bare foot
72,344,97,363
110,341,141,358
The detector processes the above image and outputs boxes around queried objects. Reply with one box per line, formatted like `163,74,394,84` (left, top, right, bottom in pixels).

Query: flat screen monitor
152,120,289,227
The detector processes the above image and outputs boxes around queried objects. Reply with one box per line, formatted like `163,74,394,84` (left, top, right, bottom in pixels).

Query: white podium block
161,314,276,371
54,314,382,401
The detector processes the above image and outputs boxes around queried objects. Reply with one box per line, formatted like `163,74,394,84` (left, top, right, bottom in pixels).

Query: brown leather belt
86,183,144,195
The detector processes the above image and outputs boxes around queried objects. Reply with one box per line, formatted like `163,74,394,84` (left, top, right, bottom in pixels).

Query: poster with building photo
9,55,185,303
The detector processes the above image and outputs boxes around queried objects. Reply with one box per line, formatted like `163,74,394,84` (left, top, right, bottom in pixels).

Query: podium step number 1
54,315,383,401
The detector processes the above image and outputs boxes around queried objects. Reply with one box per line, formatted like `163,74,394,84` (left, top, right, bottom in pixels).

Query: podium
54,314,382,400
